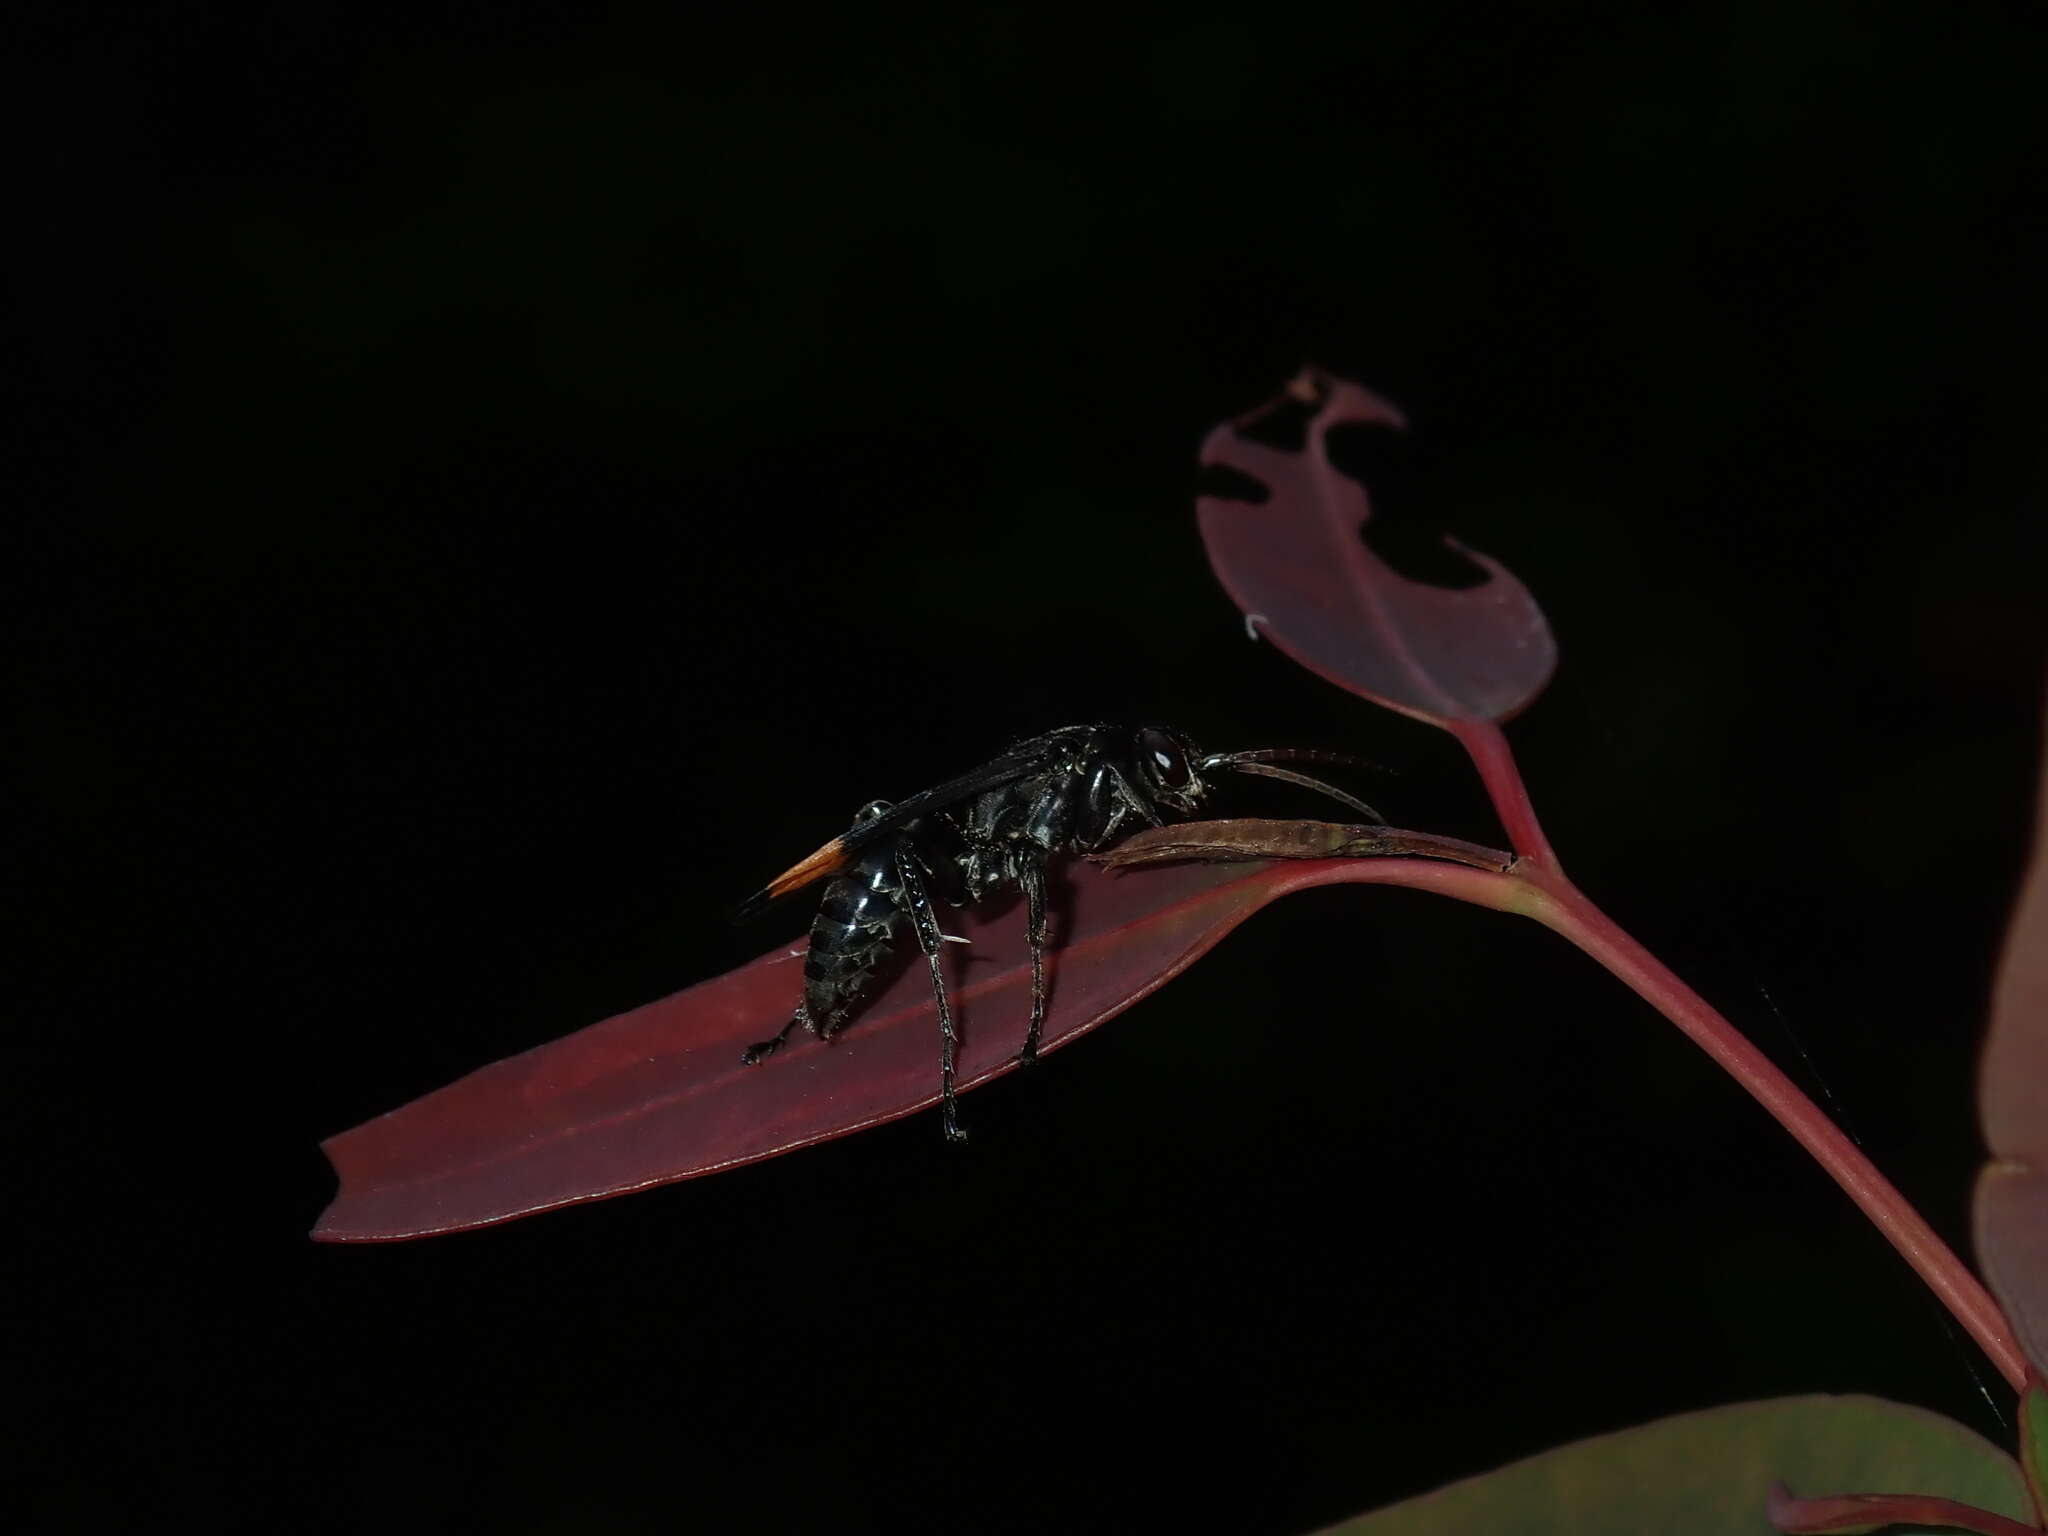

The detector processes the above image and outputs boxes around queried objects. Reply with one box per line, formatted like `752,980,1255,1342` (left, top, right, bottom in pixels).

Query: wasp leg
741,1004,808,1065
1105,761,1166,828
1018,856,1049,1066
895,844,969,1143
1084,760,1166,845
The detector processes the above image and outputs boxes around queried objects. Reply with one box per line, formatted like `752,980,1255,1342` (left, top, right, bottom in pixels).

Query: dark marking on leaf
1232,387,1314,451
1194,462,1271,505
1324,422,1489,591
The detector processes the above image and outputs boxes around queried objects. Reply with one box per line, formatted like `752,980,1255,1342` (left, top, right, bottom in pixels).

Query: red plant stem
1770,1482,2041,1536
1522,872,2025,1391
1445,713,2027,1393
1450,717,1558,868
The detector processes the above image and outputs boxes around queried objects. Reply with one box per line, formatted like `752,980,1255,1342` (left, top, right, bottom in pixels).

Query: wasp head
1132,725,1208,816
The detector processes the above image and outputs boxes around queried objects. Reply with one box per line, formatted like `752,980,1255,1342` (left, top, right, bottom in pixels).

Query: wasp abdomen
801,844,908,1035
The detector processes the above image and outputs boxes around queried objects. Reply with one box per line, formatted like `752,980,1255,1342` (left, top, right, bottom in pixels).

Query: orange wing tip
765,836,850,899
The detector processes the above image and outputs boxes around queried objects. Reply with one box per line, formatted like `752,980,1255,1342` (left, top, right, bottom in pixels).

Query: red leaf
1198,367,1556,726
1974,692,2048,1377
1769,1481,2042,1536
315,853,1483,1242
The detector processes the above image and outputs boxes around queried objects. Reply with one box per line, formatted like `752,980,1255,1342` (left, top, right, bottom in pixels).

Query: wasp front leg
894,844,969,1143
1082,759,1166,845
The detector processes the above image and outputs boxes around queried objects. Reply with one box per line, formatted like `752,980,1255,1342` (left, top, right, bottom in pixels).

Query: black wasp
738,724,1381,1141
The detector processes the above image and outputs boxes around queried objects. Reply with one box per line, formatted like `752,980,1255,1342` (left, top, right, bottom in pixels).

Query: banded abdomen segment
801,840,908,1037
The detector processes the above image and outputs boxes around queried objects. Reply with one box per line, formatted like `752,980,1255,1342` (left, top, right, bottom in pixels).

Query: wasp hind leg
1017,856,1050,1067
741,1003,809,1066
895,845,968,1143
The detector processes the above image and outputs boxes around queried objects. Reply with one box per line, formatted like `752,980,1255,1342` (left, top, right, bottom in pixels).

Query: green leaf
2020,1385,2048,1522
1319,1396,2028,1536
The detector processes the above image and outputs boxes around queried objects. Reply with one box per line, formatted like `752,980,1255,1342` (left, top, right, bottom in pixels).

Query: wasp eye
1137,727,1194,791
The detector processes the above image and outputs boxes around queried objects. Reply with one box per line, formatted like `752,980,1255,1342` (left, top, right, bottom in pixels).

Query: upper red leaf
1198,367,1557,726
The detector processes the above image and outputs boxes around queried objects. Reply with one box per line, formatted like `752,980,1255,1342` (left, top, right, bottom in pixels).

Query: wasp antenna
1205,747,1388,776
1217,759,1386,823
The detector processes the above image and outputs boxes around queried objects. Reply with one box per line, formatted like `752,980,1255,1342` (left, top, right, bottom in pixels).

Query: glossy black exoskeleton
738,724,1381,1141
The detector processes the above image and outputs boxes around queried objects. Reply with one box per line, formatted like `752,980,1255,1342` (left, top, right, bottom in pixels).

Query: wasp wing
735,731,1080,921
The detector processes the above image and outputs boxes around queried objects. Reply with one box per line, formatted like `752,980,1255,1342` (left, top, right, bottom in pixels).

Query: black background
11,4,2047,1532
